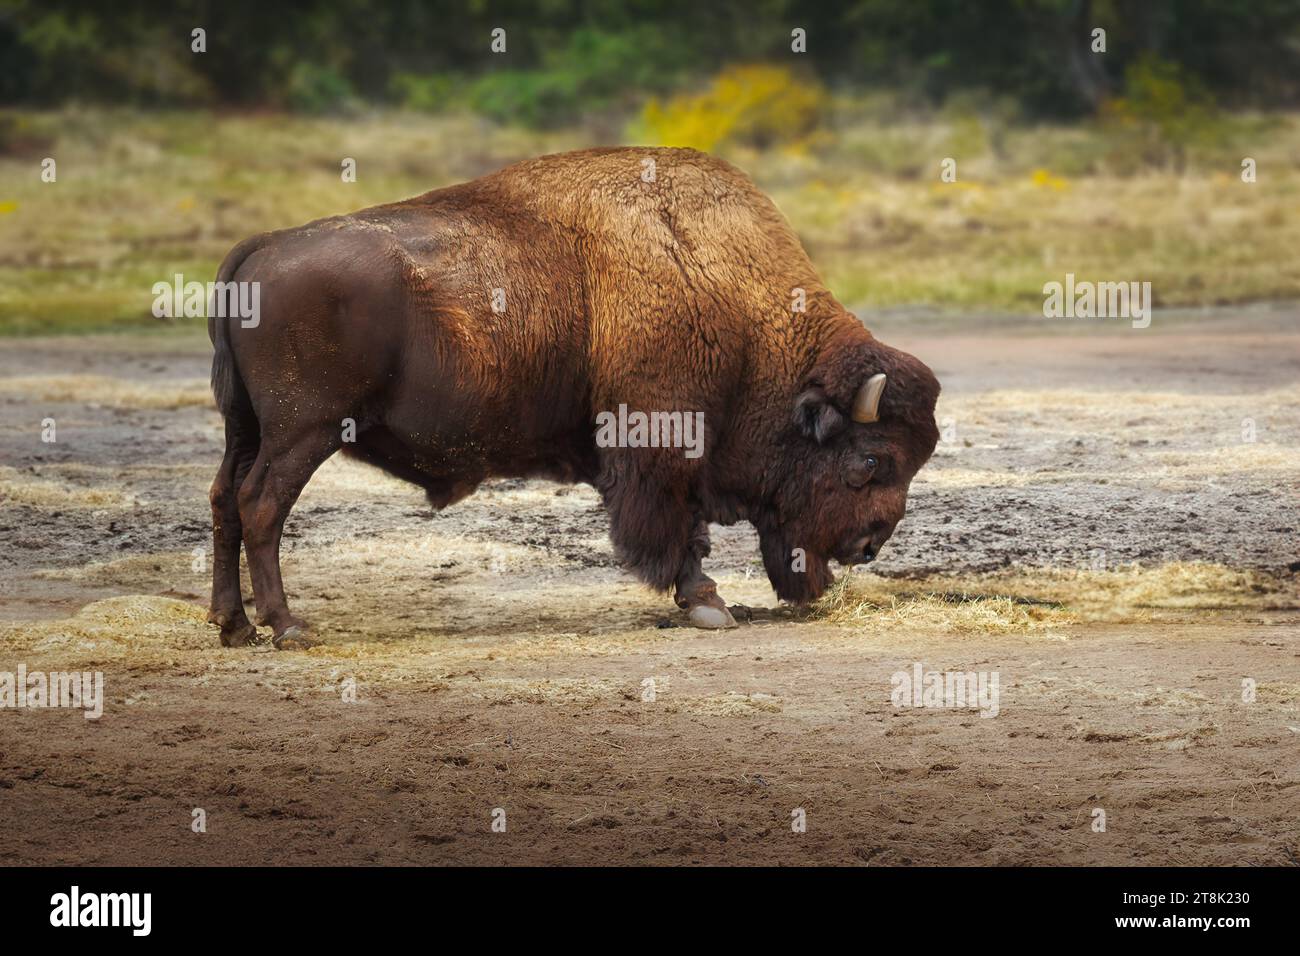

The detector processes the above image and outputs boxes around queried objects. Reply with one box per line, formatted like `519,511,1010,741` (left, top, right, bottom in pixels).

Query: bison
207,147,940,649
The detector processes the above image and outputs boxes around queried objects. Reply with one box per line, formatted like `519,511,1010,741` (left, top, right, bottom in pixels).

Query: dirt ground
1,308,1297,865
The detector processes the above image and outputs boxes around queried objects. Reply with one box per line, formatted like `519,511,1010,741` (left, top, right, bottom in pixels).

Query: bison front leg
237,428,339,650
599,457,736,630
673,519,737,630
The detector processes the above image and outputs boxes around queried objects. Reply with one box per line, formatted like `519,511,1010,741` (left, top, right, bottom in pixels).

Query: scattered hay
1054,561,1295,614
1,595,210,653
0,466,139,508
0,375,210,409
814,561,1297,632
303,530,569,577
953,561,1296,618
75,594,208,628
24,462,207,481
33,552,195,587
815,576,1074,634
1150,443,1300,476
1255,682,1300,705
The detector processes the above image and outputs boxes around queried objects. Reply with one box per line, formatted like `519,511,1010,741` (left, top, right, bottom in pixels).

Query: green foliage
2,1,1298,120
390,26,693,126
284,62,358,115
389,72,459,113
1101,56,1220,171
468,70,578,127
468,26,692,127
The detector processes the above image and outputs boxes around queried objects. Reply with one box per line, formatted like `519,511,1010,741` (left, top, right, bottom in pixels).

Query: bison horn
851,373,887,423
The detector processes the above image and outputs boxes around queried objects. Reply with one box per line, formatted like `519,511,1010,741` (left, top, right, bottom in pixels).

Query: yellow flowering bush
639,65,826,152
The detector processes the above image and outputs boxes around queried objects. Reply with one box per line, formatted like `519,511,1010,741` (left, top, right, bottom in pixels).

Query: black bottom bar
2,866,1284,940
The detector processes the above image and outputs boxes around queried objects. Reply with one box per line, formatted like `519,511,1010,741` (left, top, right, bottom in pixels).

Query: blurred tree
0,0,1296,119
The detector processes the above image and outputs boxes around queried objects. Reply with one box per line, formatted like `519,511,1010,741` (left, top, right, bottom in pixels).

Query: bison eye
844,454,879,489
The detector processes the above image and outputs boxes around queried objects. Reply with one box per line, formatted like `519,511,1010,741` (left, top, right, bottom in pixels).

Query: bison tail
209,235,265,427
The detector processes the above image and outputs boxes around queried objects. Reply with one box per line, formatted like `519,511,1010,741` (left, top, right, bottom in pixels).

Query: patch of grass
3,107,1299,334
0,109,581,335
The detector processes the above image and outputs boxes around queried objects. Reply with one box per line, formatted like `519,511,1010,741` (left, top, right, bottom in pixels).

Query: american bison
207,147,940,648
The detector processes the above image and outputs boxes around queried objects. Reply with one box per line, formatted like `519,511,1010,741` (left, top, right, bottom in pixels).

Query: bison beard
206,147,940,648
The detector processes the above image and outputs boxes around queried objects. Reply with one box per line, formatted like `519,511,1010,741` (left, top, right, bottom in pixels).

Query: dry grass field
2,107,1299,334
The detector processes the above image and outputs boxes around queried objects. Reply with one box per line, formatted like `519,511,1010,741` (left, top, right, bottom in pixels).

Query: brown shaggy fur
207,147,940,644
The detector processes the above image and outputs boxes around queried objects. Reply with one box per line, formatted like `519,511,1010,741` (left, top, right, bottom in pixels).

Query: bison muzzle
207,147,940,649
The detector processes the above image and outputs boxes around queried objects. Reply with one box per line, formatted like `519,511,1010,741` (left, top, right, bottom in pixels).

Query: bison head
758,330,940,603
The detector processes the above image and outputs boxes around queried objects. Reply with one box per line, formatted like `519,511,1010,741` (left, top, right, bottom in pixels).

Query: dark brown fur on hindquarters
207,147,940,644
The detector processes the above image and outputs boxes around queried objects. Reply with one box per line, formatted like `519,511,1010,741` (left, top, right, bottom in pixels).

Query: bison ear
793,387,847,444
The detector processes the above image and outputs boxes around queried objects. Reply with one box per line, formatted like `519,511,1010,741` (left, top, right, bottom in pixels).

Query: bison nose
859,521,893,564
845,534,878,565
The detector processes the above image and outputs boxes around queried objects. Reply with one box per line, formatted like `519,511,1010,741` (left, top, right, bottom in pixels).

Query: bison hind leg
237,426,341,648
209,416,261,646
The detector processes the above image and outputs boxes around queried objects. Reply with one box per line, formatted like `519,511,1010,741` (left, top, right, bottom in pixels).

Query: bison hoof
688,604,737,630
219,622,260,648
273,625,322,651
